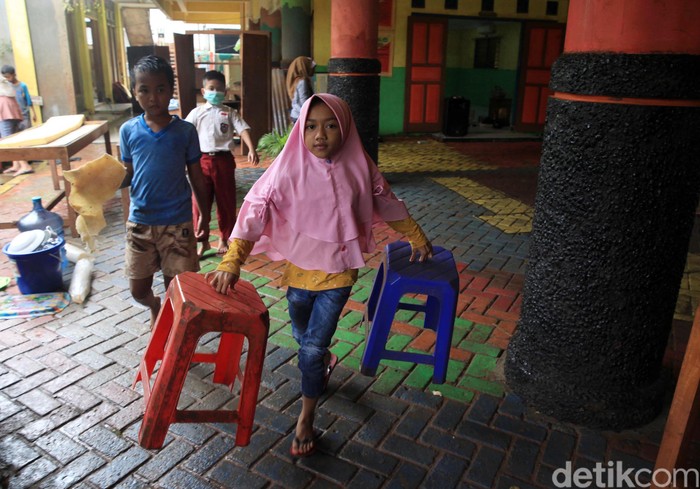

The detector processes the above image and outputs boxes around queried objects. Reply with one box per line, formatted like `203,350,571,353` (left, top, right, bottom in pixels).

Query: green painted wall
379,68,406,135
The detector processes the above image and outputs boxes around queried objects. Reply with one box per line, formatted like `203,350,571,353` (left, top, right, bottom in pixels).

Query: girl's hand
410,242,433,263
205,270,238,294
248,150,260,166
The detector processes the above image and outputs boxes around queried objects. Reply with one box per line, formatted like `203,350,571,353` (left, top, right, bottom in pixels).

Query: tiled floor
0,135,698,488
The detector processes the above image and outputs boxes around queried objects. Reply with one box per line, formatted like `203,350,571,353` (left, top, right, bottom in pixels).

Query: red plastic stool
132,271,269,449
361,241,459,384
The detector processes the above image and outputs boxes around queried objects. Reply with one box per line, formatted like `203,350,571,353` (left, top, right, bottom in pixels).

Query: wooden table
0,121,120,236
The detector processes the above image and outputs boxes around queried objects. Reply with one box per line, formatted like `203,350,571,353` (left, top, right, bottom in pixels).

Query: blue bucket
3,237,65,294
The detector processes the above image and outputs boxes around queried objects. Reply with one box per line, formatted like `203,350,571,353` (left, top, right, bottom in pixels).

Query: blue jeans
287,286,352,398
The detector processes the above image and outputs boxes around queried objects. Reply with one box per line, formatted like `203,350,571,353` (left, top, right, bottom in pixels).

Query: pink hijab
231,93,409,273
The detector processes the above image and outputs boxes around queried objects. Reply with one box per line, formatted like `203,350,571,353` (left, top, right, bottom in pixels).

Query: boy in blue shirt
119,55,209,326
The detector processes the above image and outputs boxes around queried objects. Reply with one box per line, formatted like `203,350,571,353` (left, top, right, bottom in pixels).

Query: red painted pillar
328,0,381,162
506,0,700,429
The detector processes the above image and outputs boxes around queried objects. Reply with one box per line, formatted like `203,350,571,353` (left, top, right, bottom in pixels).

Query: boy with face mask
185,70,260,257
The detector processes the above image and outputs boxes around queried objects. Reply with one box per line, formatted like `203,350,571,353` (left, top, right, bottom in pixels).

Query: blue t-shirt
119,115,201,225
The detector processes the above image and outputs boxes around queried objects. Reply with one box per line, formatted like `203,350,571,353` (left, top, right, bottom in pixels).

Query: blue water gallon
17,196,68,269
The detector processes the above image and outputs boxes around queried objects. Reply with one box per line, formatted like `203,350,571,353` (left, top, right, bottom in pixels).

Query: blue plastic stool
361,241,459,384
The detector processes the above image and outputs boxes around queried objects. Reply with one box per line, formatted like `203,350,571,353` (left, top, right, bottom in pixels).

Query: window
445,0,458,9
517,0,529,13
412,0,425,8
481,0,494,11
474,37,499,68
546,1,559,15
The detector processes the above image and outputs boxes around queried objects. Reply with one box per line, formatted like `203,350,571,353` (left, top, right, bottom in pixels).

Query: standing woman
0,78,32,175
286,56,315,124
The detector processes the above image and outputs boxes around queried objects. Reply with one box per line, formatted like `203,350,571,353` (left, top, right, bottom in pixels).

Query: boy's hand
205,270,238,294
248,150,260,166
410,241,433,263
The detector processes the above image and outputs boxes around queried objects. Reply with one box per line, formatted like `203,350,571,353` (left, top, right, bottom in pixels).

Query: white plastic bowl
6,229,49,254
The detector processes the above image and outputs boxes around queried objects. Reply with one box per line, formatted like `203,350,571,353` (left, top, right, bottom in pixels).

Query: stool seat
361,241,459,383
133,272,269,449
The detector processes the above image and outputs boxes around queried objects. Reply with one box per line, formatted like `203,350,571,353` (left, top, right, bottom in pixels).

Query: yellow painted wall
4,0,42,122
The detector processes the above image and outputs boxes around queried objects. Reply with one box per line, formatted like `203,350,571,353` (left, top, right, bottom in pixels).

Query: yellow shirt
216,217,429,291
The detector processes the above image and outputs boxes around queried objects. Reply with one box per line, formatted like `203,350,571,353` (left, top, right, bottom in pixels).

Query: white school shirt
185,102,251,153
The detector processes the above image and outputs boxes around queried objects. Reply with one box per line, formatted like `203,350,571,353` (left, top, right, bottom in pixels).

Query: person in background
0,76,32,175
205,94,433,458
1,65,37,131
286,56,315,124
119,55,210,327
185,70,260,258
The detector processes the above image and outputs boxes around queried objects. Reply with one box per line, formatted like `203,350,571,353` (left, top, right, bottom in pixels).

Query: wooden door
241,31,271,154
174,33,196,119
404,16,448,133
514,22,565,132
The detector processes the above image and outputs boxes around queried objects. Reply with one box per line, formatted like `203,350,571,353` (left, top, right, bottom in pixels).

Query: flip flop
2,168,17,174
323,353,338,392
14,169,34,176
290,436,317,458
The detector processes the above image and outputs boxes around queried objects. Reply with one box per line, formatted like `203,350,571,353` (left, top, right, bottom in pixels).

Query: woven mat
0,291,71,318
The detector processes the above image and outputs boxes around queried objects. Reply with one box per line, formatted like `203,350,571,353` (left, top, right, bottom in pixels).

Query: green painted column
280,0,311,67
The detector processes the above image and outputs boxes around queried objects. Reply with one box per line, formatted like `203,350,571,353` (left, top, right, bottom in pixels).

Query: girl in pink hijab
207,93,432,457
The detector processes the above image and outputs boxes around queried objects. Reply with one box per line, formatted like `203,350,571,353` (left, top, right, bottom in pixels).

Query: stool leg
424,295,440,331
365,262,385,323
361,290,398,377
213,333,244,387
432,293,457,384
235,330,267,446
139,319,199,449
133,297,175,389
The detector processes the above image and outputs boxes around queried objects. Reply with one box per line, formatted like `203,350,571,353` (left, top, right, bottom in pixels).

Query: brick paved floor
0,137,698,488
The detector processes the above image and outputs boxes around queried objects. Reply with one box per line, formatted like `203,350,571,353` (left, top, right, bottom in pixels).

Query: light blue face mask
203,90,225,105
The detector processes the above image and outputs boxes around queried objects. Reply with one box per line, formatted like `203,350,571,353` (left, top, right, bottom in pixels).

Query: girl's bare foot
216,241,228,256
291,414,316,457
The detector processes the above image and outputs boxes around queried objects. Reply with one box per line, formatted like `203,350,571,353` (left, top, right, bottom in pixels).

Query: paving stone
296,449,359,485
382,434,438,466
396,406,433,439
16,388,61,415
41,451,106,489
152,467,218,489
136,439,195,481
0,394,21,423
492,414,547,443
55,384,102,411
383,461,426,489
4,369,56,398
320,418,361,454
340,441,398,477
182,434,233,473
354,411,395,446
455,420,511,450
35,430,88,464
541,429,576,467
505,438,540,480
61,401,120,437
43,365,93,394
87,445,151,487
11,456,57,488
253,455,314,488
421,454,469,489
345,468,384,489
166,422,217,446
465,446,506,488
0,435,40,470
226,427,284,466
208,459,268,489
79,424,132,457
420,426,476,459
432,399,469,431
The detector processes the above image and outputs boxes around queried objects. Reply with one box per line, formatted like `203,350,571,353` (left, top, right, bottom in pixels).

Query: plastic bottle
17,196,68,269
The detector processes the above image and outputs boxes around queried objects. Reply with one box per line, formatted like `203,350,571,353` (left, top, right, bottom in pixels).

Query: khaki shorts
125,221,199,280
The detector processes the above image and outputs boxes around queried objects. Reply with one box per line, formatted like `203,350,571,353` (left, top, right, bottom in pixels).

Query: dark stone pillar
260,8,282,66
327,58,381,163
327,0,380,163
505,0,700,430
